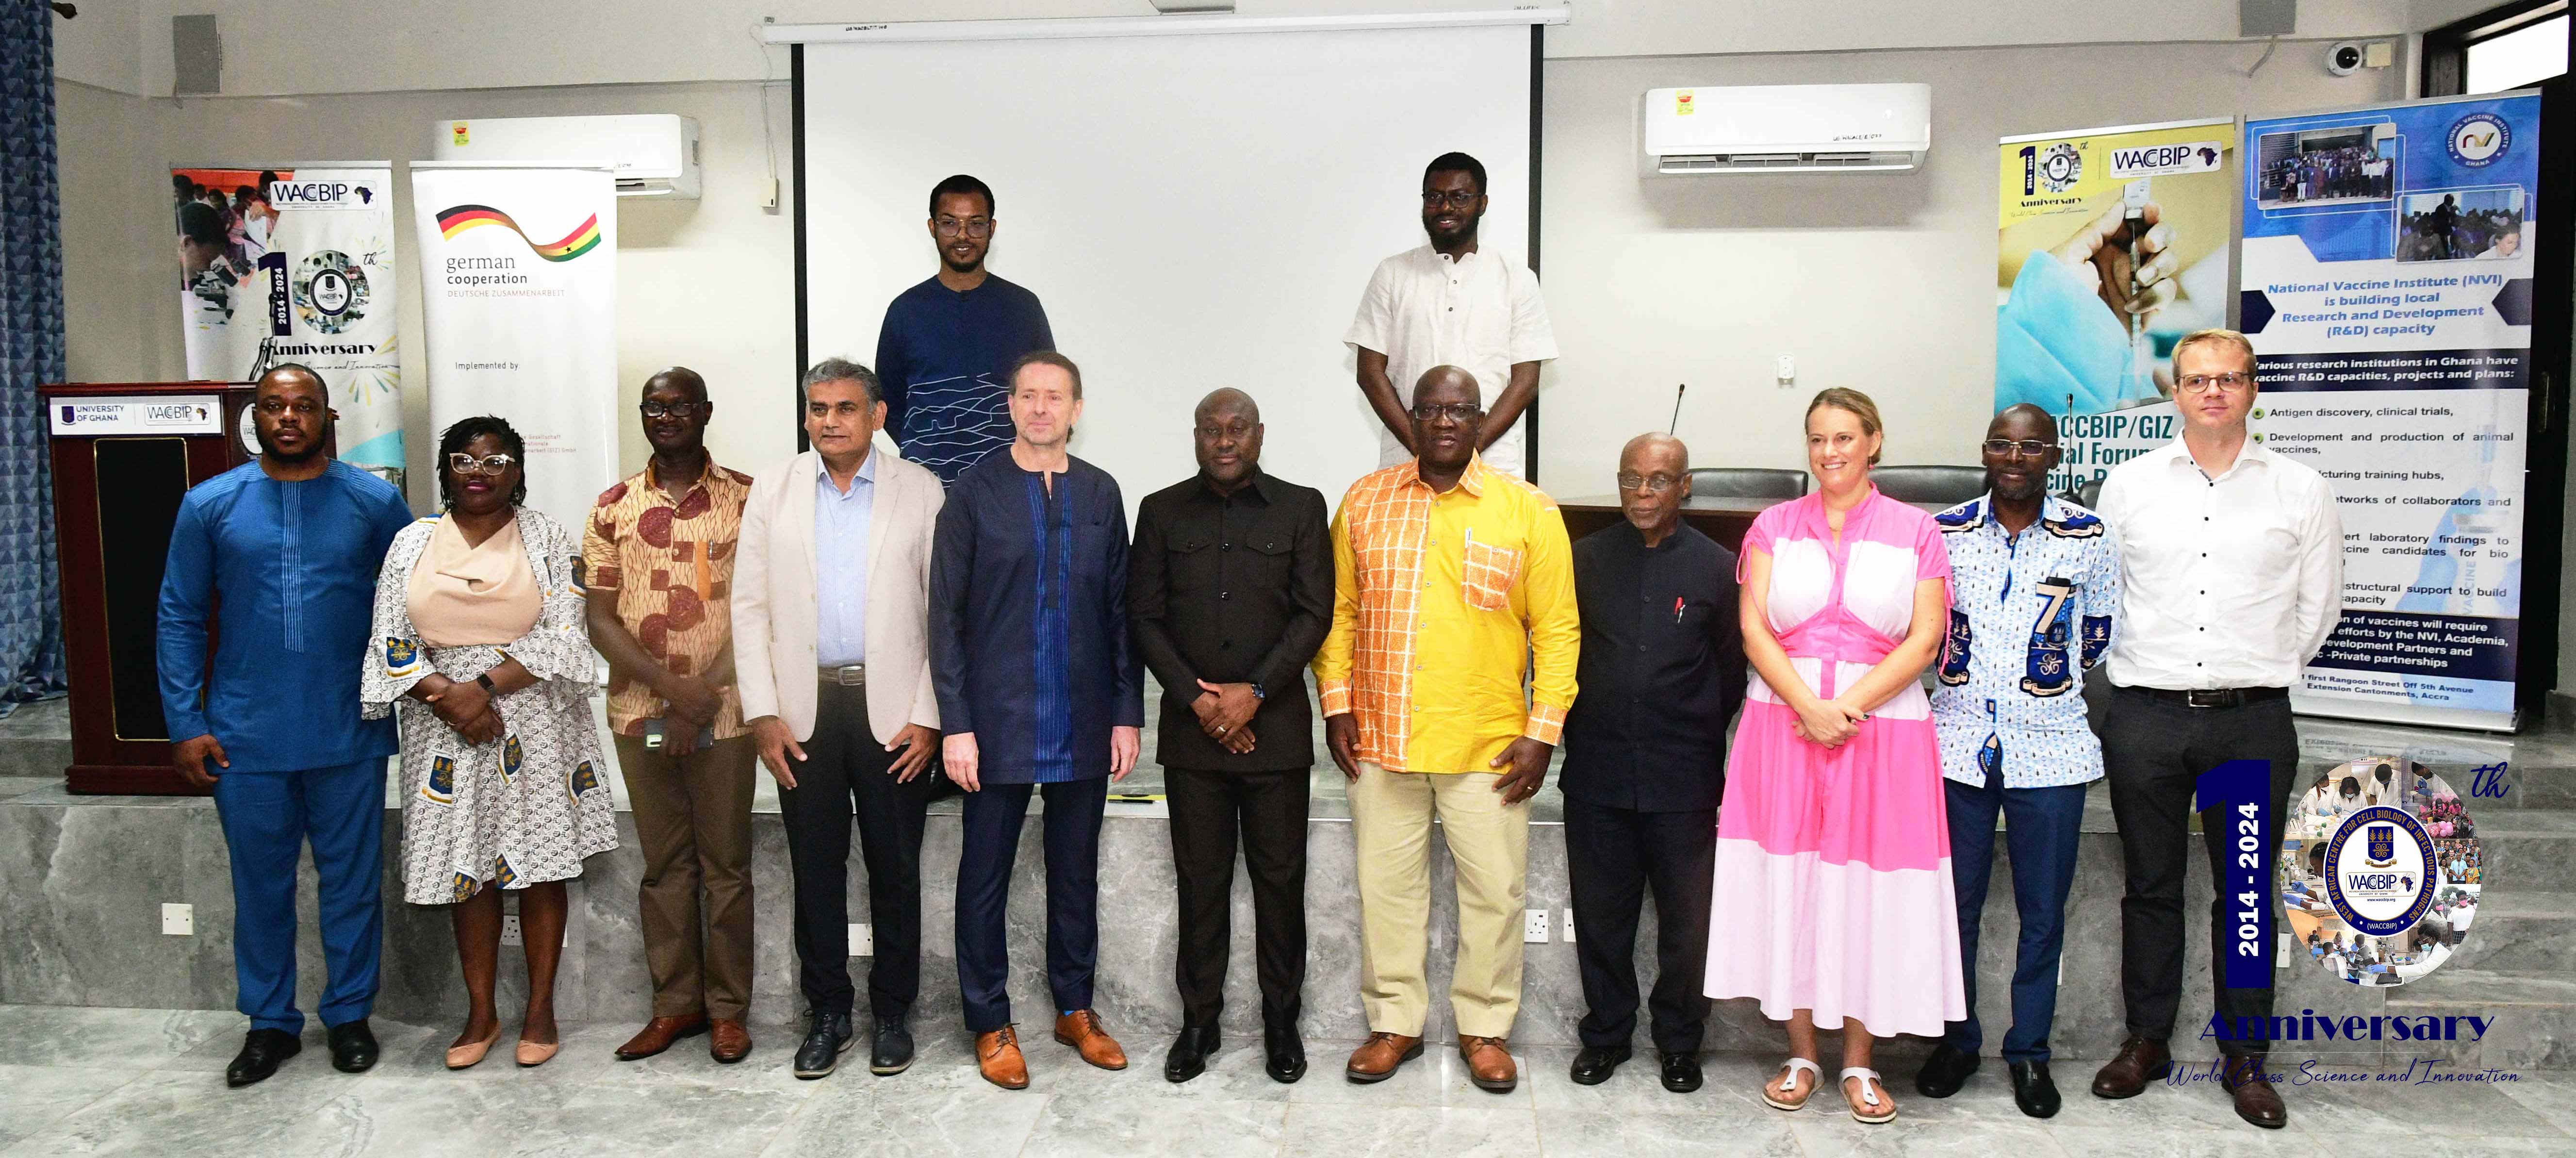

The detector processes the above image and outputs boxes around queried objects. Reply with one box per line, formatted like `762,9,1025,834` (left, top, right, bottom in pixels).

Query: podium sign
41,381,286,794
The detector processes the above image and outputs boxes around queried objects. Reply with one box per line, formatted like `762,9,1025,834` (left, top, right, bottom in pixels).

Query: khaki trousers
611,733,758,1021
1348,760,1531,1039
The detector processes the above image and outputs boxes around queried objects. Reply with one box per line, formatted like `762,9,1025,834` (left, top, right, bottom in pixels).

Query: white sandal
1840,1067,1898,1123
1762,1057,1823,1111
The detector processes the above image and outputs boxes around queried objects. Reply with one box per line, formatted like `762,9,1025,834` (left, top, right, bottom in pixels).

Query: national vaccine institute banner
410,165,618,534
1995,118,2235,495
2239,93,2542,731
172,164,405,491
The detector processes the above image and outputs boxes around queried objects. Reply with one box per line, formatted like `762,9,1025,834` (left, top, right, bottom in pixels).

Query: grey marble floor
4,1003,2571,1157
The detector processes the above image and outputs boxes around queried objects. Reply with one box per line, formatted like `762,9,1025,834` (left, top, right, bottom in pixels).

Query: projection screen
791,15,1544,511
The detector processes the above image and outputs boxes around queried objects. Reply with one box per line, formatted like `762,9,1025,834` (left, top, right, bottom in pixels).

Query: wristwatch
475,673,497,695
1249,683,1266,701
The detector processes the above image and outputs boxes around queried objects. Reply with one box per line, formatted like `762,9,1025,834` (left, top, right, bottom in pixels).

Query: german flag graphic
436,204,603,261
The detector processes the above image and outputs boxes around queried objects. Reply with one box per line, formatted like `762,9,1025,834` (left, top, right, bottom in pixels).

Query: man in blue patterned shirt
1912,405,2120,1120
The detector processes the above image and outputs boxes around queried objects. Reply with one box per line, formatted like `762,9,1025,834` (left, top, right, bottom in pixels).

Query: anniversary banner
2239,92,2541,731
172,164,404,489
409,165,619,534
1996,117,2235,495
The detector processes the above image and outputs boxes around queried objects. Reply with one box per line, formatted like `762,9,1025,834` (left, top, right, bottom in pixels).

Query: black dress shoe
792,1010,854,1080
226,1028,302,1088
1914,1042,1980,1099
1263,1026,1306,1084
326,1020,378,1074
1165,1025,1219,1083
870,1018,915,1076
2222,1057,2287,1129
1658,1051,1703,1093
1568,1044,1630,1085
2008,1060,2060,1118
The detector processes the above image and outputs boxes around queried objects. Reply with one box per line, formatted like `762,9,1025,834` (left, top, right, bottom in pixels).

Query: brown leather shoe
1053,1009,1128,1071
977,1026,1031,1090
708,1019,752,1063
1459,1035,1518,1092
2089,1036,2171,1099
1344,1032,1423,1083
613,1013,707,1061
2222,1057,2287,1128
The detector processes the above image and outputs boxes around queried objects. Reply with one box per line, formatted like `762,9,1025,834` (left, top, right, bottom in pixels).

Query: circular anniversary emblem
294,250,371,335
2283,758,2482,988
2445,112,2510,167
2037,142,2083,193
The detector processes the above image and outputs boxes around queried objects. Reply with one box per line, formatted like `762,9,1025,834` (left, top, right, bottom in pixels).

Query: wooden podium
42,381,267,794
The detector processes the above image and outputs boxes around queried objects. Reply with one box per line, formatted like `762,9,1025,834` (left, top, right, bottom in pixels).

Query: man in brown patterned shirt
582,367,759,1064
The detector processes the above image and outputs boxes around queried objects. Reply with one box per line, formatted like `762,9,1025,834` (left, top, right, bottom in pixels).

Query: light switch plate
1776,354,1796,385
162,903,193,935
848,923,873,957
1523,909,1550,943
1562,908,1577,943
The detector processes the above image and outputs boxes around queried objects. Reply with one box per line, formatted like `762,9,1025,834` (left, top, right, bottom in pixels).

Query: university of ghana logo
2037,142,2083,193
2446,112,2510,167
294,251,370,335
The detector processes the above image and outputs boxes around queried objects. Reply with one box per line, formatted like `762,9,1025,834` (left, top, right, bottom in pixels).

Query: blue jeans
1941,774,2086,1063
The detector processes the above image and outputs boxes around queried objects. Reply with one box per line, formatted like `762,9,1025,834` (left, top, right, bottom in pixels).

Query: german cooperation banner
2240,93,2541,730
173,164,404,489
1995,118,2235,493
409,165,618,534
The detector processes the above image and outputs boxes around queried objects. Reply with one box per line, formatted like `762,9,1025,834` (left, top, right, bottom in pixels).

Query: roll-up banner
2240,93,2541,732
1996,118,2236,492
172,163,404,490
409,165,618,535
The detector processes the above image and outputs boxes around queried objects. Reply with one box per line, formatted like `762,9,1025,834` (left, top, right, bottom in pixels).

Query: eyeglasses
447,452,518,476
2179,372,2253,394
639,400,706,419
254,397,323,416
1411,402,1482,423
1981,438,2055,458
1420,191,1482,210
1616,473,1680,494
933,217,994,238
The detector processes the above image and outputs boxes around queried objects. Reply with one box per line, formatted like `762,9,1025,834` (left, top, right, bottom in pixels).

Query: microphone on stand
1668,383,1687,434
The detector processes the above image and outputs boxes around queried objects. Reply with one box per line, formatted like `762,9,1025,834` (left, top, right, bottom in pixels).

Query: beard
255,426,326,463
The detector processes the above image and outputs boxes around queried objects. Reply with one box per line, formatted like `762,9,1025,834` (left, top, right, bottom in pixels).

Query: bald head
1988,403,2052,441
1617,432,1690,539
643,366,707,403
1621,432,1689,474
1413,365,1481,407
1194,387,1259,426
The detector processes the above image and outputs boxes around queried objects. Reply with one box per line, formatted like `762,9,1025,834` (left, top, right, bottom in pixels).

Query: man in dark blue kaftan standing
931,351,1143,1091
156,365,415,1087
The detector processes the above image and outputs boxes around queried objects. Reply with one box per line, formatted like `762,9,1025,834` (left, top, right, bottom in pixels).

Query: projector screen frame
787,18,1550,482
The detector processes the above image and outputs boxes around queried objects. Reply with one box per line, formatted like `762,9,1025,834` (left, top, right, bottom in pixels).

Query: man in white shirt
1346,151,1557,479
2086,329,2342,1131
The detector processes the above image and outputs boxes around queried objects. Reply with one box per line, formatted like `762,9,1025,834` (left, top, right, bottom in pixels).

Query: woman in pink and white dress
1706,388,1965,1123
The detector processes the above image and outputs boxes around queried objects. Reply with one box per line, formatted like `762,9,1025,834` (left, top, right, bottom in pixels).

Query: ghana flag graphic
435,204,603,261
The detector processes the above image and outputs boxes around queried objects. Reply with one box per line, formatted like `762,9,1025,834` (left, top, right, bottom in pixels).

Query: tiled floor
2,1005,2569,1156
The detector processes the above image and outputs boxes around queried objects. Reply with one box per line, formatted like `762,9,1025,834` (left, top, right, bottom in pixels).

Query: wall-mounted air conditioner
1643,83,1931,174
430,114,702,198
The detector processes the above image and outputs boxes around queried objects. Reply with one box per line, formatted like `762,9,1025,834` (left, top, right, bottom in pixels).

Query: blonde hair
2171,328,2258,382
1805,387,1884,466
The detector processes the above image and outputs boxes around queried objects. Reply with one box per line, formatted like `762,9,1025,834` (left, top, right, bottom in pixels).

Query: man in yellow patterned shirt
1317,365,1578,1094
582,367,759,1065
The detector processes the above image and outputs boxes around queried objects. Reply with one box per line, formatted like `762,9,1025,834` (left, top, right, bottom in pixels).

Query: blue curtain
0,4,66,711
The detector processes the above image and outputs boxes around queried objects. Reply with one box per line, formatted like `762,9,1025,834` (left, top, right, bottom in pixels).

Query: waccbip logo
435,204,602,262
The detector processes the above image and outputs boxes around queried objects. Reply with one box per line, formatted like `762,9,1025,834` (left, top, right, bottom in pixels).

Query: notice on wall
1995,118,2235,496
172,164,404,492
2240,93,2541,731
409,165,619,534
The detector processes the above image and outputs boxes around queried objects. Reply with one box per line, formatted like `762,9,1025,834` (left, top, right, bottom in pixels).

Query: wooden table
1558,494,1949,552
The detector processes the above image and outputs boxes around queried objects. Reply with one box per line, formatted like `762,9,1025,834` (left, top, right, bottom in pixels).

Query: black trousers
1166,766,1310,1032
2102,687,2299,1058
957,776,1108,1033
1563,797,1716,1054
777,682,935,1020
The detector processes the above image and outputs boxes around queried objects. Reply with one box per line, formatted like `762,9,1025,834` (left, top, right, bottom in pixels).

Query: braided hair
436,414,529,509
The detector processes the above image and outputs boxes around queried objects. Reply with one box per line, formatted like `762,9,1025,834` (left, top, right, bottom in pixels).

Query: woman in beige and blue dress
363,415,615,1069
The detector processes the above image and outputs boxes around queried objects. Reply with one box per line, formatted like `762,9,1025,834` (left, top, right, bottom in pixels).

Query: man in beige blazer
734,357,944,1082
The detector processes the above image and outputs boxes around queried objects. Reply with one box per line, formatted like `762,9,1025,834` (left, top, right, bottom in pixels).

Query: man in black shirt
1128,388,1333,1086
1560,432,1744,1094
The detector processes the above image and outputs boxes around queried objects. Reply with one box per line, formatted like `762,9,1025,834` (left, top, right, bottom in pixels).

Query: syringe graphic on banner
2122,178,2155,403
